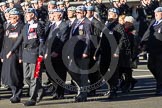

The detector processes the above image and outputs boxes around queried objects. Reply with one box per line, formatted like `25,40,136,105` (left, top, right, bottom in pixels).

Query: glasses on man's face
76,12,83,14
10,17,17,19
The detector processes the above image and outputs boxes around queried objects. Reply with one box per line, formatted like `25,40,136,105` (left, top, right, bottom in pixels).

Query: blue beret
4,8,12,13
86,6,95,11
154,7,162,12
48,1,56,5
108,8,119,15
25,8,38,15
53,8,63,13
48,9,55,14
9,8,20,15
76,5,86,11
67,6,76,11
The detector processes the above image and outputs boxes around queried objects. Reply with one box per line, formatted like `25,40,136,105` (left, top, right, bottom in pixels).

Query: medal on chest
158,28,161,33
5,30,9,36
8,32,18,38
79,25,84,36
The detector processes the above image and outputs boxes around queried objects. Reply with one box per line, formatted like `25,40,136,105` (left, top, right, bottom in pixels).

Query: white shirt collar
55,20,62,27
78,17,85,23
88,17,93,21
12,22,18,27
157,19,162,24
28,20,34,25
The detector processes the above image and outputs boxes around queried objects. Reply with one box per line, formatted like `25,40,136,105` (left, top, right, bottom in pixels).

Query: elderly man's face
67,11,75,18
48,4,56,11
54,12,62,21
108,12,118,20
10,15,19,24
25,12,35,22
76,10,85,19
155,12,162,21
49,13,55,22
86,11,93,18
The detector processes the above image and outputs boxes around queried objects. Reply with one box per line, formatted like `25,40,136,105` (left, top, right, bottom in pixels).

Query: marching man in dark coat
44,8,69,99
0,8,24,103
68,5,93,102
141,7,162,95
6,8,45,106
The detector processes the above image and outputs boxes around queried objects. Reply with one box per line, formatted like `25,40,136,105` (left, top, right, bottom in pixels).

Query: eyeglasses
76,12,83,14
9,17,17,19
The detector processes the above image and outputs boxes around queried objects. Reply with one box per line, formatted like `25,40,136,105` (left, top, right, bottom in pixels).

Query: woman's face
118,17,125,25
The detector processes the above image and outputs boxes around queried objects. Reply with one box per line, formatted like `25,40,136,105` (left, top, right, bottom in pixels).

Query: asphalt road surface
0,59,162,108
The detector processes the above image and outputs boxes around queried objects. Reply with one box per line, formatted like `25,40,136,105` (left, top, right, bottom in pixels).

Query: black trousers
88,59,102,92
148,54,162,91
52,58,67,96
68,58,89,98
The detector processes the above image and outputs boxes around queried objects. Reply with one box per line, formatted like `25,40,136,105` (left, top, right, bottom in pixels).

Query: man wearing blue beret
86,5,103,97
67,5,93,102
0,8,24,103
141,7,162,96
7,8,45,106
44,8,69,100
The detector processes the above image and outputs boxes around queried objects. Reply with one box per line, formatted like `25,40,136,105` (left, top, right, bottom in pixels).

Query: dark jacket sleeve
114,24,126,55
11,33,23,53
83,21,93,55
52,23,69,54
141,20,155,51
36,22,45,56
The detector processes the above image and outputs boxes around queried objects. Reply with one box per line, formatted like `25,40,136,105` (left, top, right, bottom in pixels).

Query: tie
153,21,159,26
26,24,30,36
73,20,81,34
51,23,56,30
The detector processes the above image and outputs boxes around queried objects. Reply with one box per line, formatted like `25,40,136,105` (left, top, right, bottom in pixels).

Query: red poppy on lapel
81,20,85,24
10,28,16,31
29,28,35,32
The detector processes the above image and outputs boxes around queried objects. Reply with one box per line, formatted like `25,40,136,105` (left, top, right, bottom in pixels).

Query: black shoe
88,90,96,97
107,88,117,99
52,93,64,100
155,90,162,96
10,97,20,103
37,89,44,103
121,87,130,93
24,100,36,106
131,79,137,90
104,91,110,96
74,96,87,102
